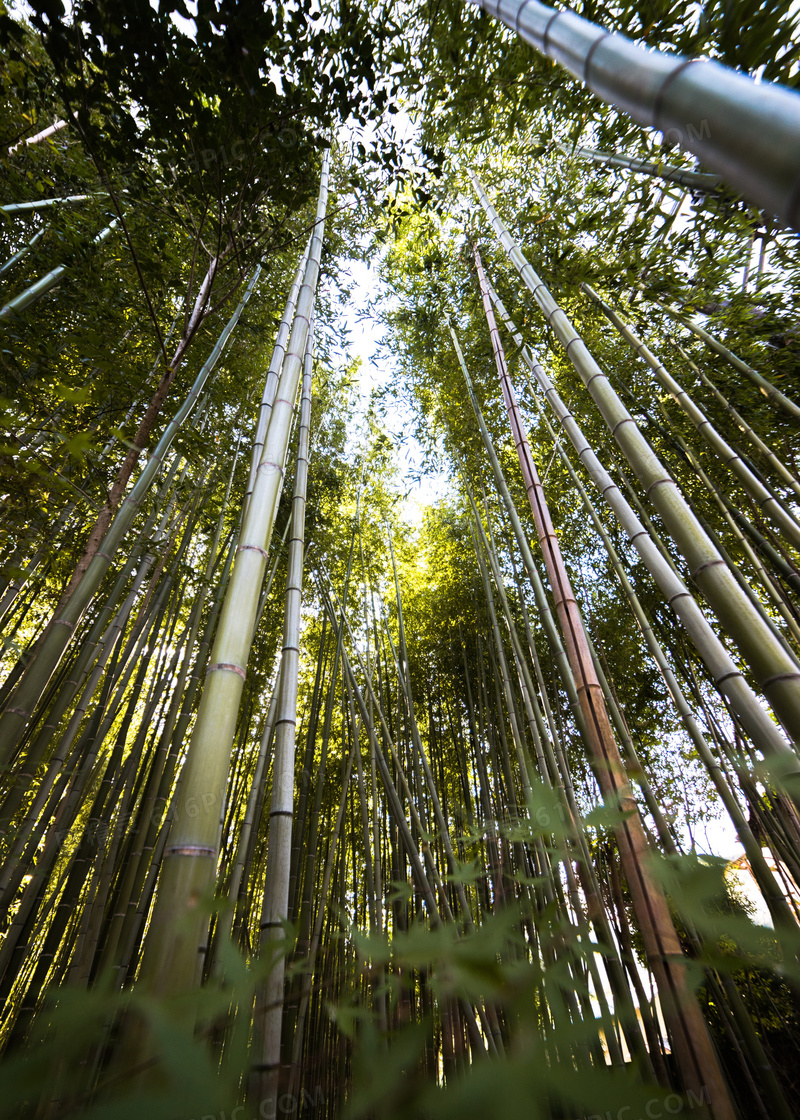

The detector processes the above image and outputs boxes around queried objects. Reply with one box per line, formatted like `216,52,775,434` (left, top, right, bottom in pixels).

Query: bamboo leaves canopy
2,1,800,1117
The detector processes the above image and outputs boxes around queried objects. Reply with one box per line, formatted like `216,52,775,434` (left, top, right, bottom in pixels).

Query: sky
337,254,451,525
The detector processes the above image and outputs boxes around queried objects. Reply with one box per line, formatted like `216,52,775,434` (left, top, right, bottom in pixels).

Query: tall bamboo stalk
583,283,800,552
137,153,328,1001
0,265,262,762
471,173,800,758
472,243,736,1117
544,404,799,936
245,240,311,510
251,310,316,1105
559,143,722,192
673,340,800,502
651,296,800,421
484,271,800,805
0,219,119,324
466,0,800,228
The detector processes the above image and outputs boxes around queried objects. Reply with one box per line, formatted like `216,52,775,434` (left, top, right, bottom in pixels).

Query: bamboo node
237,544,269,559
762,672,800,687
206,661,246,679
715,670,743,686
645,476,677,497
583,31,611,84
541,10,561,54
611,416,637,438
652,57,702,132
691,558,726,578
163,845,216,857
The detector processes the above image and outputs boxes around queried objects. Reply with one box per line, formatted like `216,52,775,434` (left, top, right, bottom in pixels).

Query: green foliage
2,1,800,1118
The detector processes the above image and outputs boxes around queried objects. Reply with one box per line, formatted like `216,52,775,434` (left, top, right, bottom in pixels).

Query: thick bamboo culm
466,0,800,228
137,152,329,999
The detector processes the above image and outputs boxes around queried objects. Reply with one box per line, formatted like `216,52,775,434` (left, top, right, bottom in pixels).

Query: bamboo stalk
559,143,722,192
467,0,800,228
471,175,800,759
245,240,312,510
136,154,328,1003
673,434,800,649
472,243,737,1117
0,227,47,278
583,284,800,552
0,193,107,215
7,119,66,153
651,296,800,421
251,311,316,1104
488,273,800,832
673,340,800,502
0,265,262,761
550,417,798,934
0,220,119,325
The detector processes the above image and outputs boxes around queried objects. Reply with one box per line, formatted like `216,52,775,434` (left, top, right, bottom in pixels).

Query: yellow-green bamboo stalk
484,271,800,798
251,311,316,1104
472,172,800,757
584,283,800,552
245,238,312,508
137,153,328,1000
215,687,279,960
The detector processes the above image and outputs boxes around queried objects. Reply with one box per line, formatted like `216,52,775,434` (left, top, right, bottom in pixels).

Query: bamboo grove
1,1,800,1118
